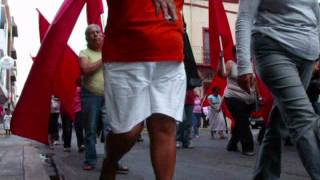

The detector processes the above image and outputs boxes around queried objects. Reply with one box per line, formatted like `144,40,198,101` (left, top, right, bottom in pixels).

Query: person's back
103,0,184,63
224,61,255,104
236,0,320,179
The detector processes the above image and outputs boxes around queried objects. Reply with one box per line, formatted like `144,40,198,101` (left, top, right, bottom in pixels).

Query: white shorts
104,62,186,133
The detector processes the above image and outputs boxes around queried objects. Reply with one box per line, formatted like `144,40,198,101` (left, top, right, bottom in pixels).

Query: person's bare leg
147,114,176,180
100,122,144,180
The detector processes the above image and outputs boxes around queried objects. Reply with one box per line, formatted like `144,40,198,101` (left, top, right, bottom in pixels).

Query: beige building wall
183,1,239,64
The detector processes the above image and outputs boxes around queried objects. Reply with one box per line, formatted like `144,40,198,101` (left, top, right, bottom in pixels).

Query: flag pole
218,35,226,76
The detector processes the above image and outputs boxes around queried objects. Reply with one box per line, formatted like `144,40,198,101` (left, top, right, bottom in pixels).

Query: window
202,28,210,65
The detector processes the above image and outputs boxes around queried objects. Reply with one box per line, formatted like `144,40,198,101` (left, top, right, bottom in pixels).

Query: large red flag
86,0,104,30
11,0,85,144
209,0,234,71
37,9,80,120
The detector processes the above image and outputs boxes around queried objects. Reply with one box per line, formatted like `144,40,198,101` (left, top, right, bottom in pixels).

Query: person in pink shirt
192,93,202,138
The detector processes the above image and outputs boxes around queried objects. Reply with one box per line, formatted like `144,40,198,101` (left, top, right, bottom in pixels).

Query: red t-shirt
103,0,184,62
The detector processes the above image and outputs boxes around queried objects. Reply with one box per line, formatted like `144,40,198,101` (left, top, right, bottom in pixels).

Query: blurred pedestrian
236,0,320,178
223,60,256,156
48,96,60,149
100,0,186,179
207,87,226,139
192,92,202,138
3,108,11,135
176,89,195,148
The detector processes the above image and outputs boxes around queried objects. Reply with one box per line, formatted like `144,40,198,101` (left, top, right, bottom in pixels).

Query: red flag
37,9,80,120
86,0,104,30
11,0,85,144
208,0,235,128
209,0,234,71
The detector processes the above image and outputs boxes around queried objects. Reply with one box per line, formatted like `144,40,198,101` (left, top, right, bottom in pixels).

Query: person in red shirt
100,0,185,179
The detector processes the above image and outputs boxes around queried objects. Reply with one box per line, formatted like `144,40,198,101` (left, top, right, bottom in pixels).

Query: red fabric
185,90,196,105
102,0,184,62
86,0,104,31
209,0,235,71
11,0,85,144
38,10,81,120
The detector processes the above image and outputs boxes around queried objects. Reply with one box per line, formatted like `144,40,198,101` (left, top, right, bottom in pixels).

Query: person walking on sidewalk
236,0,320,179
48,96,60,149
99,0,186,179
192,93,202,138
223,60,256,155
3,108,12,135
60,86,84,152
207,87,226,140
79,24,128,173
79,24,110,171
176,89,196,148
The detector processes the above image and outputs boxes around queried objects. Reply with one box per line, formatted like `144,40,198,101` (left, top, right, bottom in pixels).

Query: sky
8,0,107,95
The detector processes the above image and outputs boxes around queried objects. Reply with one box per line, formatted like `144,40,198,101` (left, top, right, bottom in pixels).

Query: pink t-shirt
73,87,81,113
193,96,202,113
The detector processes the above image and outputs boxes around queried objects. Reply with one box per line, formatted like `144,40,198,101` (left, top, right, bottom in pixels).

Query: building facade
183,0,239,96
0,0,18,111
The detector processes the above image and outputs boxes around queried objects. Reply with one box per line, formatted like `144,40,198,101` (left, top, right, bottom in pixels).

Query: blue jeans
192,113,201,136
176,104,194,146
253,34,320,180
81,88,110,167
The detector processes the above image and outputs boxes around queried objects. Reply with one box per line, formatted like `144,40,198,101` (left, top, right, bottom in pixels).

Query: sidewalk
0,127,50,180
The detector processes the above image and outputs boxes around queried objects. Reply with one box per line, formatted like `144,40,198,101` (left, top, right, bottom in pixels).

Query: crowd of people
40,0,320,180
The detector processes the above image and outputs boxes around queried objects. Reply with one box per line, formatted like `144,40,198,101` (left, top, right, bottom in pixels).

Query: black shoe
182,142,194,149
242,151,255,156
137,136,144,142
226,142,238,152
116,163,129,174
78,145,85,153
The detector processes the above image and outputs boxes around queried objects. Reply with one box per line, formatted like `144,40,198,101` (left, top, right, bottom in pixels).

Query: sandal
83,164,94,171
116,163,129,174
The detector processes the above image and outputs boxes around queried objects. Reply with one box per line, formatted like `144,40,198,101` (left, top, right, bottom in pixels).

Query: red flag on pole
86,0,104,30
209,0,234,71
11,0,85,144
208,0,235,128
37,9,81,120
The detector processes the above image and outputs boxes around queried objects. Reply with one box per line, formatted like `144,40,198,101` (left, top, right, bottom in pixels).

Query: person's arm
236,0,261,93
79,56,103,75
152,0,177,22
315,2,320,55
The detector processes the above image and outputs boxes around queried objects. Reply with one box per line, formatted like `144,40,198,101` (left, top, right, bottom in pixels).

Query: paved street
0,127,309,180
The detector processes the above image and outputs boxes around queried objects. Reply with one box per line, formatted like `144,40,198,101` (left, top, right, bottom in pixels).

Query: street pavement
0,126,310,180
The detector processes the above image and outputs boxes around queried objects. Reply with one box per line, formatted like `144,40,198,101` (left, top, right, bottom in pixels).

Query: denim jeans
61,113,72,148
74,111,85,148
192,113,202,137
176,104,194,146
253,34,320,180
81,88,110,167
